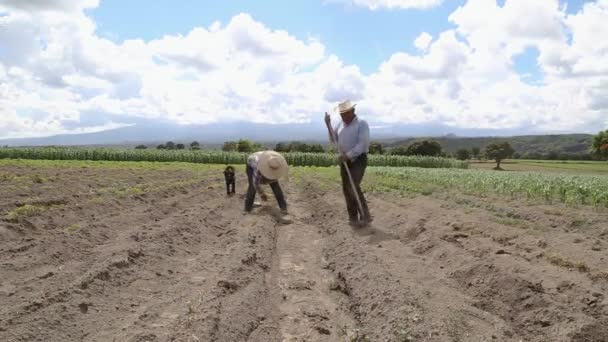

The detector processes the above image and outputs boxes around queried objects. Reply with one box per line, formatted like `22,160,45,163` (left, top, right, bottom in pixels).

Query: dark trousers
245,165,287,212
340,153,371,221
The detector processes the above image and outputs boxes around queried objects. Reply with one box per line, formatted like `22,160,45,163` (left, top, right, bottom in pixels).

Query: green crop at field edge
0,147,469,169
368,167,608,207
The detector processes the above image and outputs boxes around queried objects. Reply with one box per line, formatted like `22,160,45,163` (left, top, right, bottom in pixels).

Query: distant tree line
221,139,266,153
273,142,325,153
128,129,608,163
134,141,201,150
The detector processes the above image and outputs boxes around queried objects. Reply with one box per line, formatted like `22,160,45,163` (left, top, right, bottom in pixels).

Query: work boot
279,210,293,224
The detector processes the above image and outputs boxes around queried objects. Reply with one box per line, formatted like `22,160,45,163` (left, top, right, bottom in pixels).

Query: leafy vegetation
389,139,442,156
471,159,608,176
6,204,45,221
274,141,325,153
221,139,265,152
386,134,594,159
0,147,469,168
365,167,608,207
485,142,515,170
592,130,608,159
456,149,471,160
293,164,608,207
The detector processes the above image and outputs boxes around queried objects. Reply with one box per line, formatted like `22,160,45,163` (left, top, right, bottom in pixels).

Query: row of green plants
368,167,608,207
0,147,469,169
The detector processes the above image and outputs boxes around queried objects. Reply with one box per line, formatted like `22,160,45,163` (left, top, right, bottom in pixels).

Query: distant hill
0,119,596,159
0,121,330,147
387,134,594,157
1,116,580,148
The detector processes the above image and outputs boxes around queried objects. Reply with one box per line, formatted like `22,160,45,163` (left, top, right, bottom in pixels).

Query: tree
190,141,200,149
135,144,147,149
287,141,305,152
471,147,480,159
237,139,254,153
252,142,265,151
592,130,608,160
157,144,166,150
485,142,515,170
308,144,325,153
406,139,442,156
456,148,471,160
274,142,289,152
369,142,384,154
388,146,409,156
546,151,559,160
176,143,185,150
165,141,176,150
222,141,238,152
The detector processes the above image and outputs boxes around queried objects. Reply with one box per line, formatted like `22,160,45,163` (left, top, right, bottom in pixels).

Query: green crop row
0,147,469,169
368,167,608,207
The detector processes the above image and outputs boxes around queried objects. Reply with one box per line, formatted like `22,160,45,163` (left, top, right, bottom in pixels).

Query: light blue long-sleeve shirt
334,116,370,160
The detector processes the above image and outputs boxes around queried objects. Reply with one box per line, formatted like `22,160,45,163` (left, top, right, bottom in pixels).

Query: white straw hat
335,100,356,114
258,151,288,180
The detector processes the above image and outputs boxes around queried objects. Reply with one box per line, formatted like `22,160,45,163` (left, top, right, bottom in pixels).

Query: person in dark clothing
325,100,372,227
223,165,235,196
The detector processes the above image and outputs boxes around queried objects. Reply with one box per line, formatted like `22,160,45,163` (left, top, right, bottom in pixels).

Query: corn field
0,147,469,169
370,167,608,207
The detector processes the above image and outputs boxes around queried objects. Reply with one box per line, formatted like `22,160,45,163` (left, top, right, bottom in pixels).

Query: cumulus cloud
1,0,607,139
387,31,469,80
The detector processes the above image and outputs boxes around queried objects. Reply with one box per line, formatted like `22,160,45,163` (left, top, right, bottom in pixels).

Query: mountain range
0,120,586,148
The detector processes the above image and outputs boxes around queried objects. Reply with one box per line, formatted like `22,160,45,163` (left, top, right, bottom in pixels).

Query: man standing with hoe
325,100,372,227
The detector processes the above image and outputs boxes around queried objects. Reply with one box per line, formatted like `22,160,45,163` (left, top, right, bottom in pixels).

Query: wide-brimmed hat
258,151,288,180
335,100,356,114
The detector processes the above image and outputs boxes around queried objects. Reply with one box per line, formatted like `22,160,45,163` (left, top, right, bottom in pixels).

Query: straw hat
258,151,288,180
335,100,356,114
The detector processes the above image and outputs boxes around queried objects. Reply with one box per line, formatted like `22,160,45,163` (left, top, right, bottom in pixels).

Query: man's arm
345,120,370,160
253,167,269,200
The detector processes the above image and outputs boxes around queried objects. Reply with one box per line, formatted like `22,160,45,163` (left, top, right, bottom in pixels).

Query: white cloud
0,0,99,13
1,0,607,139
387,30,469,80
414,32,432,51
334,0,444,10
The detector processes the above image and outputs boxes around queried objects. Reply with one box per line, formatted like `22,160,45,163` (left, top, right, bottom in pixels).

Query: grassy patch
570,219,588,228
471,160,608,176
491,216,545,231
493,217,523,227
30,174,47,184
64,223,81,234
544,251,589,272
543,209,563,216
6,204,45,221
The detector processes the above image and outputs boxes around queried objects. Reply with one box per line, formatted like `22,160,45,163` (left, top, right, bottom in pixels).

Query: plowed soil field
1,160,607,342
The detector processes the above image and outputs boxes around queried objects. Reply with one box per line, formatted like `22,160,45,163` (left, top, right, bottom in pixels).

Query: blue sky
0,0,607,139
90,0,461,74
90,0,588,76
